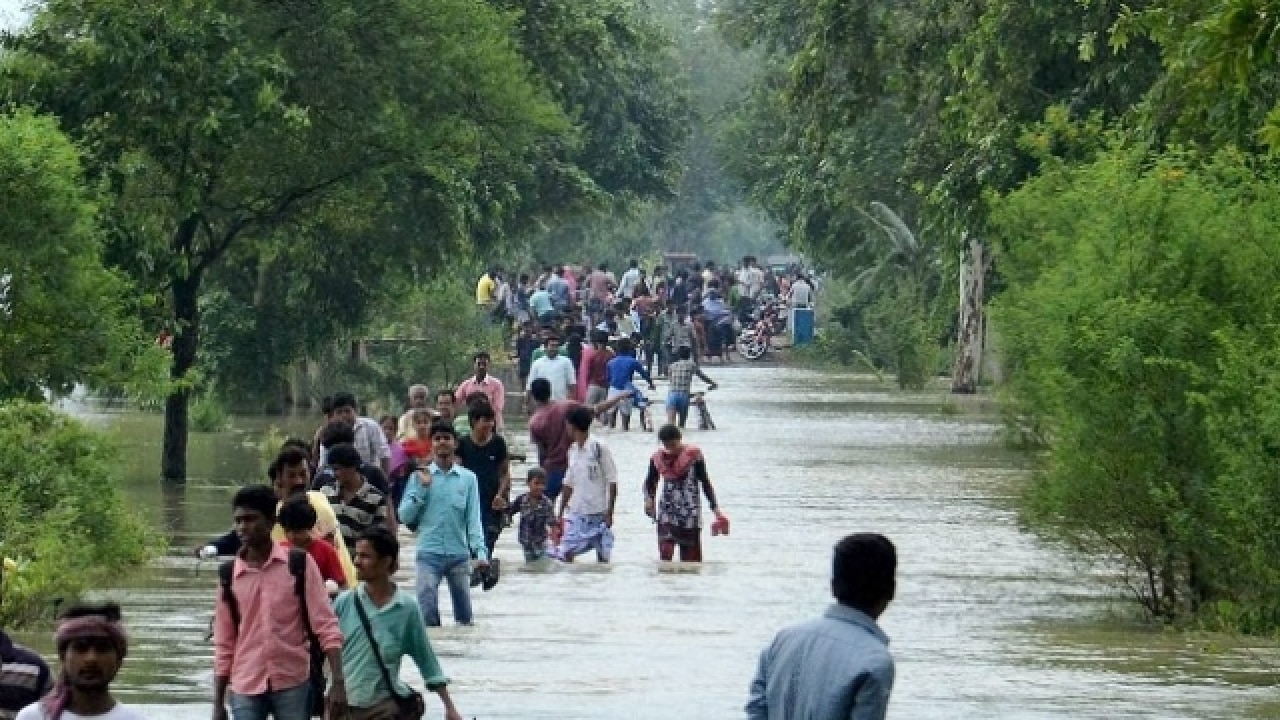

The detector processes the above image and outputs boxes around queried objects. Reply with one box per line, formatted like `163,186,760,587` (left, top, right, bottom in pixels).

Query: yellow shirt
270,491,357,588
476,274,495,305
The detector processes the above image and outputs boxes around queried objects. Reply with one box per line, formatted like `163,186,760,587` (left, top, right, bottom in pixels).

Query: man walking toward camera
398,423,489,626
212,485,348,720
15,603,144,720
746,533,897,720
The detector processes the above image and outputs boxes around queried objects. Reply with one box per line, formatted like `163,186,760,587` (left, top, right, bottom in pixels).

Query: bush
993,145,1280,630
0,402,161,627
190,392,230,433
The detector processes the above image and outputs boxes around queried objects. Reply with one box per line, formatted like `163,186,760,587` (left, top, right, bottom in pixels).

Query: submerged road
24,365,1278,718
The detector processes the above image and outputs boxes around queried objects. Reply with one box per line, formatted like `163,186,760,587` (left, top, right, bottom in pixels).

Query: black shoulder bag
352,593,426,720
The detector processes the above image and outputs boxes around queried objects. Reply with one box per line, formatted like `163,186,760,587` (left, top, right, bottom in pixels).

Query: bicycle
690,391,716,430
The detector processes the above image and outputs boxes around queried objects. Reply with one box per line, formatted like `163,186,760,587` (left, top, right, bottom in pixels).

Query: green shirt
454,414,472,438
332,585,448,708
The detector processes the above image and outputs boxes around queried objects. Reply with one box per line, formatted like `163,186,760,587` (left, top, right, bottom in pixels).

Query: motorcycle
737,300,782,361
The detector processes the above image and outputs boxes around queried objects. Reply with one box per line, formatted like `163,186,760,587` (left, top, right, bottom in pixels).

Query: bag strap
289,548,322,653
352,591,407,701
218,560,240,628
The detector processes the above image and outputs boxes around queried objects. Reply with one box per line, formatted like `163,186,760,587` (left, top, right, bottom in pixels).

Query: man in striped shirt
320,443,390,549
0,629,51,720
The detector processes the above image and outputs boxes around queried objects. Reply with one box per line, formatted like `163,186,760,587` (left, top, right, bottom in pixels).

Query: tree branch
192,168,363,275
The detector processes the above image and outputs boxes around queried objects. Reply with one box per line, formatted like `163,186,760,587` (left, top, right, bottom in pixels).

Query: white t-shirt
790,279,812,307
527,355,576,401
619,268,641,298
743,267,765,298
565,438,617,516
17,704,150,720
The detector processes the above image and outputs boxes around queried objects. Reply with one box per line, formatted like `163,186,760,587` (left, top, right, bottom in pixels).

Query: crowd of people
0,528,898,720
477,256,816,381
0,256,904,720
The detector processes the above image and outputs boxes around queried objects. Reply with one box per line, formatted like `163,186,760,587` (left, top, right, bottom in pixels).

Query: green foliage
1,0,574,477
304,277,504,414
0,109,158,400
189,393,230,433
0,402,161,627
993,145,1280,628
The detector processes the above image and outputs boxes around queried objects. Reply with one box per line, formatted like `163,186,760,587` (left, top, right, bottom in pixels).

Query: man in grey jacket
746,533,897,720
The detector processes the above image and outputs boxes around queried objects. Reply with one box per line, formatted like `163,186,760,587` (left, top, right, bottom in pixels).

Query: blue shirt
746,604,894,720
331,585,448,707
703,295,731,324
547,276,571,308
529,289,554,317
605,354,651,391
398,461,488,561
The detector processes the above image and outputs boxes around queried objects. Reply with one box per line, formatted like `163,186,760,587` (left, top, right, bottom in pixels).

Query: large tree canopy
0,109,149,399
1,0,569,479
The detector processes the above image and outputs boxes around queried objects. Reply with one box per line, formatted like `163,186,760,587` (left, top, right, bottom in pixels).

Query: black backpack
217,548,326,717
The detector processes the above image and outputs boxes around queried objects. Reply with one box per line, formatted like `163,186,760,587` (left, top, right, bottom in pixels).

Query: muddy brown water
16,366,1279,718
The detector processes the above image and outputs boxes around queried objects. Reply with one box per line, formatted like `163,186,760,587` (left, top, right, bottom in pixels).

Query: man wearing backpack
212,486,348,720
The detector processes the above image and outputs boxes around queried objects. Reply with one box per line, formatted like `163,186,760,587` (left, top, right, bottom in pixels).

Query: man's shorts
666,391,690,413
607,387,633,416
586,384,609,406
556,513,614,562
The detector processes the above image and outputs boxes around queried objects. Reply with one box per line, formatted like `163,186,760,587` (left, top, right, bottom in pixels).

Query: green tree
0,402,160,626
0,109,153,399
2,0,568,480
993,146,1280,624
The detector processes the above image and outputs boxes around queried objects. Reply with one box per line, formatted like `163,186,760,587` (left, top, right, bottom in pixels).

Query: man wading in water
212,486,348,720
15,603,145,720
643,425,727,562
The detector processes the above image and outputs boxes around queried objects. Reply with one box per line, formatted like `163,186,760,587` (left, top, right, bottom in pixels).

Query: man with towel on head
16,602,147,720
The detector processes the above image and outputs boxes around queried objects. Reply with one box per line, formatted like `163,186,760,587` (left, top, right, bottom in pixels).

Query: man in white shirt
332,391,391,474
619,259,642,299
556,405,618,563
740,257,765,300
789,275,813,308
526,334,577,401
17,602,150,720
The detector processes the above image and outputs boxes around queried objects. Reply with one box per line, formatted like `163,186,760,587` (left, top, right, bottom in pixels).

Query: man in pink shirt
454,351,506,432
213,485,348,720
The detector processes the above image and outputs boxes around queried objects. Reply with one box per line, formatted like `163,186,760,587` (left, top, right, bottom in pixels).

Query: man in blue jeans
398,422,489,626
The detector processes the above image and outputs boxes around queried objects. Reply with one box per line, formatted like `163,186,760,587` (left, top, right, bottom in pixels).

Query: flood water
17,366,1280,718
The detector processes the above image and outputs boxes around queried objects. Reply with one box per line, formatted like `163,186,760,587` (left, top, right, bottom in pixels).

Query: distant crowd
0,257,908,720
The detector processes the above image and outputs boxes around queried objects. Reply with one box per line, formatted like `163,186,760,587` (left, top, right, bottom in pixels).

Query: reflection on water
19,367,1279,718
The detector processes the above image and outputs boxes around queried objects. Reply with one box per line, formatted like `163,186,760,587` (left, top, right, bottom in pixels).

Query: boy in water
278,495,349,593
556,406,619,563
665,346,718,428
507,468,558,563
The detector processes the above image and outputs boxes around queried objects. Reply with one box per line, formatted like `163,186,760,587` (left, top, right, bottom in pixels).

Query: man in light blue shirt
398,422,489,626
547,266,572,311
747,533,897,720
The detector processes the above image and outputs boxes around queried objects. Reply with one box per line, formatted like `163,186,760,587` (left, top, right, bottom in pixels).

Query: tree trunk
951,233,989,394
162,220,203,483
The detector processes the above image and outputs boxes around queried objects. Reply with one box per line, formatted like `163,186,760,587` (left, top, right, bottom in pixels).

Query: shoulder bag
352,592,426,720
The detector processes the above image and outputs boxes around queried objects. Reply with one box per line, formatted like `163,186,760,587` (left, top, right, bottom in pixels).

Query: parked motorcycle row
736,295,788,361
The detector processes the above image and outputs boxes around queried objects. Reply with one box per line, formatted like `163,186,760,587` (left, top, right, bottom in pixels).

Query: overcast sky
0,0,30,31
